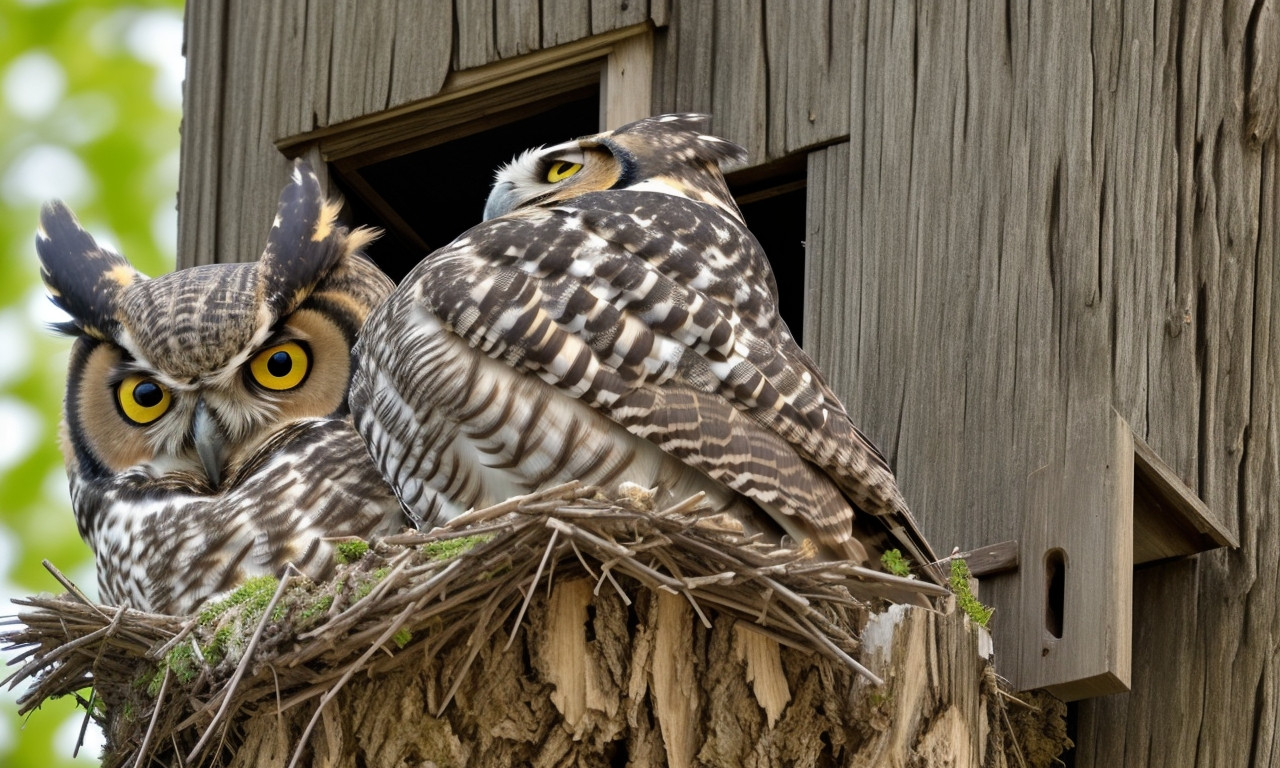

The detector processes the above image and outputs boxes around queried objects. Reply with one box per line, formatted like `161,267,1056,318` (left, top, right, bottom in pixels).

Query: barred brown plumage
37,163,404,615
352,114,938,585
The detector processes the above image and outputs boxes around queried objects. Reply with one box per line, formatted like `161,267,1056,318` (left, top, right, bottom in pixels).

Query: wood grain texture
602,30,653,128
802,0,1278,761
179,0,1280,758
496,0,542,60
653,0,851,165
763,0,853,155
541,0,590,48
453,0,496,70
201,590,1011,767
591,0,649,35
711,0,767,161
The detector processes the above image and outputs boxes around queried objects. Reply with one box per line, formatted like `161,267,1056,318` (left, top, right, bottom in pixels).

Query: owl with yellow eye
38,164,404,614
353,114,938,594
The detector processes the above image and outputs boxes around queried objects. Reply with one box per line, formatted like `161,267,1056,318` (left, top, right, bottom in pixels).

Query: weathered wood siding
803,1,1276,764
179,0,667,268
181,1,1280,763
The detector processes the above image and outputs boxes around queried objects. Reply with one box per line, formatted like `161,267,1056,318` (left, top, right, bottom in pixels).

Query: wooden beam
276,22,654,160
602,28,653,128
931,541,1020,580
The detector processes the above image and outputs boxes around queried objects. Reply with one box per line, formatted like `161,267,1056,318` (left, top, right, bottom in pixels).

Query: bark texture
218,584,1022,768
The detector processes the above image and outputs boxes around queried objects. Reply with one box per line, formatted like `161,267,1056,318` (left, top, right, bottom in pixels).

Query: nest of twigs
3,481,946,767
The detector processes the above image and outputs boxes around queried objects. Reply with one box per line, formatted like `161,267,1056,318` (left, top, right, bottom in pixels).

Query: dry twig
2,485,941,767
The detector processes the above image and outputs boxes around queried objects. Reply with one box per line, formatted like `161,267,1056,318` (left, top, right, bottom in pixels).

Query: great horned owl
37,164,404,614
351,114,936,584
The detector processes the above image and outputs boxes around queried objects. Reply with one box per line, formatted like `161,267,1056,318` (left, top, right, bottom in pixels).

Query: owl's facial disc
66,306,353,490
484,144,617,219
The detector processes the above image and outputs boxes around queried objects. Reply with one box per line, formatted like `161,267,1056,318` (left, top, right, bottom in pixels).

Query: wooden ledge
1131,429,1238,564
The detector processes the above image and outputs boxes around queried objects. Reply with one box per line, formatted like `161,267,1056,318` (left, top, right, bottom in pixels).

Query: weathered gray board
802,0,1275,761
808,136,1133,701
181,1,1280,762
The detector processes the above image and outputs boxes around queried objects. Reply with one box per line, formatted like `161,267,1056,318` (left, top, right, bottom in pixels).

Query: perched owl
38,164,404,615
352,114,937,584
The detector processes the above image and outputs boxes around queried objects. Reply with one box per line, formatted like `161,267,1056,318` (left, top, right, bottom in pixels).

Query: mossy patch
880,549,912,578
949,558,994,627
334,539,370,565
197,575,280,626
420,534,492,562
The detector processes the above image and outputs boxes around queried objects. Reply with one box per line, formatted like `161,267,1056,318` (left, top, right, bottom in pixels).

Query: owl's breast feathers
80,417,402,614
367,188,934,571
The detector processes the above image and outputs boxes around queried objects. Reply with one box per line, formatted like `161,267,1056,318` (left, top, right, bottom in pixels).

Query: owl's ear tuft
259,160,364,319
606,113,748,168
35,201,139,341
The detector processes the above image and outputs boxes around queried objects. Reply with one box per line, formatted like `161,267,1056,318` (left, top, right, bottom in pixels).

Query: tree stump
4,487,1067,766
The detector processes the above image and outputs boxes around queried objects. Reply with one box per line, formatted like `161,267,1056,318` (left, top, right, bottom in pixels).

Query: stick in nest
3,484,943,767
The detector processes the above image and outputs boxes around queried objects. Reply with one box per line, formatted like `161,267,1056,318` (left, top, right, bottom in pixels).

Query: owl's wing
406,189,935,569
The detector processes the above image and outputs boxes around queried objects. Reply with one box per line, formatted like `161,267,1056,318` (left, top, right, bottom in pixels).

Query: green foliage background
0,1,184,765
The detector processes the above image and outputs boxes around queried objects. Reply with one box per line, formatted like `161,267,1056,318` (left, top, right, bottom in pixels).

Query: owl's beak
192,399,230,488
483,180,517,221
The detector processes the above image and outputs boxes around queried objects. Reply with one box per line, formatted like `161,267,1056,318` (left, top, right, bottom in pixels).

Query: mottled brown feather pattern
39,163,404,615
353,115,937,576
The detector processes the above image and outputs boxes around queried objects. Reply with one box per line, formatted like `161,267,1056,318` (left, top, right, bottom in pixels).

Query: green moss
297,594,334,627
350,568,391,601
391,628,413,649
949,558,994,627
334,539,370,565
201,625,234,668
197,575,280,625
880,549,912,578
420,534,492,562
148,642,201,696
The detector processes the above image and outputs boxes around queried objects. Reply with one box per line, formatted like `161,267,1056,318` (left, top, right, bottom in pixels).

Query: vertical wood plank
177,0,228,267
650,27,676,115
668,0,714,115
541,0,591,48
649,0,669,28
268,0,308,139
804,144,852,398
710,0,766,162
591,0,649,35
454,0,497,70
496,0,542,60
603,30,653,128
387,0,453,110
328,0,395,125
764,0,853,156
221,0,295,266
300,0,334,132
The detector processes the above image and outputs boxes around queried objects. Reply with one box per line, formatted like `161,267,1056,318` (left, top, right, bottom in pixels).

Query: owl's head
38,163,393,492
483,113,748,221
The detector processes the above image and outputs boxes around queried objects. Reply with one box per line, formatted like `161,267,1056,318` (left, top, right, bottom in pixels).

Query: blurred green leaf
0,1,183,765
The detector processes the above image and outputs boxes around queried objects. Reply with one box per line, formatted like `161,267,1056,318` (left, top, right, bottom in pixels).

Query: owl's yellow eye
116,374,171,425
546,161,582,182
249,341,310,391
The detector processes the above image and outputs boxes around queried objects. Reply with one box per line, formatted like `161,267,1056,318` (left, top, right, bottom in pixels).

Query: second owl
352,114,937,581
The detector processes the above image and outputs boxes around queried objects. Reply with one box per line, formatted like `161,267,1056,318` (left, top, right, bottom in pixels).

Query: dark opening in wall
727,155,808,346
334,94,810,349
333,85,600,282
